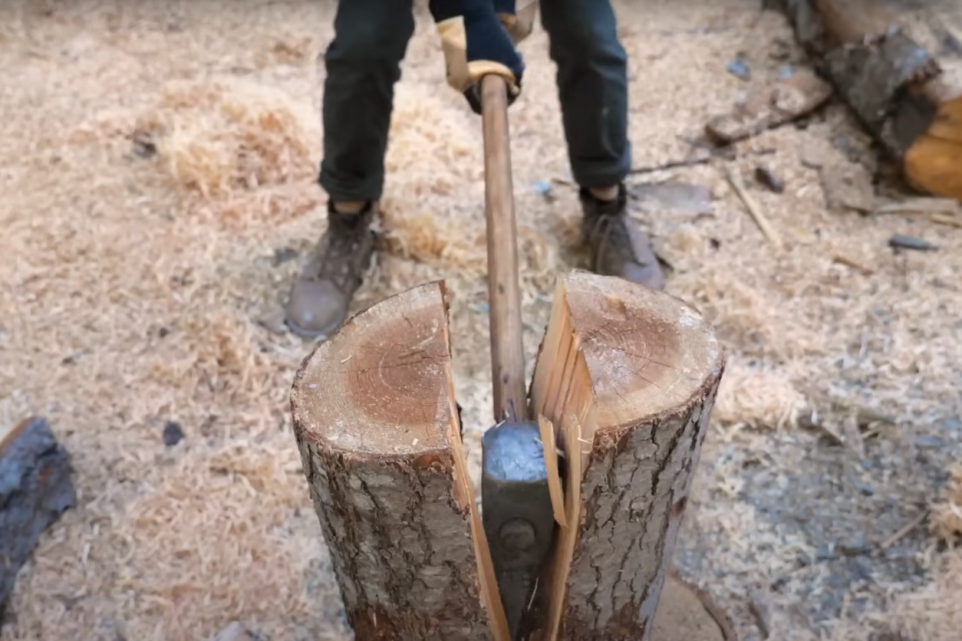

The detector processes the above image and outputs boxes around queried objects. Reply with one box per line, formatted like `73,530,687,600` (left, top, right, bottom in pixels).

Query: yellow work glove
430,0,536,113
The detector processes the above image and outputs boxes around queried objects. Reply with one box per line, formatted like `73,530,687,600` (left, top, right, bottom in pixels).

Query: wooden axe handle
480,74,527,423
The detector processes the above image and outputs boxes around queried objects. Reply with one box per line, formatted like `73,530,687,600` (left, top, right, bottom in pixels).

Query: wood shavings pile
117,442,316,639
144,78,314,198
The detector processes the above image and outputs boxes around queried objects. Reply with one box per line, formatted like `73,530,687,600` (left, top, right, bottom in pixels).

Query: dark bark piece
769,0,962,199
529,271,727,640
0,416,75,607
755,166,786,193
290,281,507,641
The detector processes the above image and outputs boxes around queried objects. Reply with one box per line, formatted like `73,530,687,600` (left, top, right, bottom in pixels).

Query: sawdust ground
1,1,960,640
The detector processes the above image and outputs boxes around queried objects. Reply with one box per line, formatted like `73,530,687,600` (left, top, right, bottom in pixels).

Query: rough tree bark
1,416,75,608
768,0,962,199
290,281,506,641
529,271,727,641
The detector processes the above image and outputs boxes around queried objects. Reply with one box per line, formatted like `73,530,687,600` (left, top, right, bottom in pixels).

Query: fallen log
290,275,732,641
529,271,727,640
1,416,75,607
768,0,962,199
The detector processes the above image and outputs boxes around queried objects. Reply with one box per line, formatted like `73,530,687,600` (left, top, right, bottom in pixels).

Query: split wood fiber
290,281,507,641
529,271,726,641
768,0,962,199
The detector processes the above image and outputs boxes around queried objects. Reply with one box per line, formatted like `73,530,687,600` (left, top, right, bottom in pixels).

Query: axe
477,73,557,641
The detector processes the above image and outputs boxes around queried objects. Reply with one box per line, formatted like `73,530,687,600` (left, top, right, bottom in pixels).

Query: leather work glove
430,0,536,114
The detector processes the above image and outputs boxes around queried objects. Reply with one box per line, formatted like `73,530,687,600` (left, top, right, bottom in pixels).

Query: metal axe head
482,419,555,639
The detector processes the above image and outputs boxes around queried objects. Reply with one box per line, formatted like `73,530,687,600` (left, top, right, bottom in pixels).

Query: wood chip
706,67,833,143
832,254,874,275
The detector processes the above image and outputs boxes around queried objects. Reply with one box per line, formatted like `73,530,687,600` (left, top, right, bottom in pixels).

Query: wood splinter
726,166,783,249
291,273,732,640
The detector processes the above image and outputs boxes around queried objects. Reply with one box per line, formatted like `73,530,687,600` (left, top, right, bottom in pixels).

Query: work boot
284,201,377,338
580,183,665,290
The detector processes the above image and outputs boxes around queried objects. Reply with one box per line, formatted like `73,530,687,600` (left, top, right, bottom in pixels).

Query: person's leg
285,0,415,337
540,0,664,289
319,0,415,204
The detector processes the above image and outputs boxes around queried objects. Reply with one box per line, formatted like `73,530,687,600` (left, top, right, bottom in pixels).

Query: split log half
529,271,726,641
769,0,962,199
1,416,75,608
290,281,507,641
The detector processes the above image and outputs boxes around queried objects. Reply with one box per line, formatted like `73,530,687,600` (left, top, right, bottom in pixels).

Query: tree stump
529,271,726,640
291,273,731,641
768,0,962,199
290,282,507,641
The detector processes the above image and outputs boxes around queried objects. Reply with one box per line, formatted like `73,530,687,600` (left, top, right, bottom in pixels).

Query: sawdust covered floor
1,1,960,640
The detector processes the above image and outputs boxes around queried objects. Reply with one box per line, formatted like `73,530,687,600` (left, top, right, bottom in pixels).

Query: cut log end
530,271,725,640
905,96,962,199
290,281,507,641
292,280,455,458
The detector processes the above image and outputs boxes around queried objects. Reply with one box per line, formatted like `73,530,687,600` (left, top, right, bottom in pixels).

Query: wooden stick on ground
290,281,507,641
528,271,727,640
726,166,783,249
768,0,962,200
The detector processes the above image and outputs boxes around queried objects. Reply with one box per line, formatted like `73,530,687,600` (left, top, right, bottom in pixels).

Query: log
290,281,507,641
290,274,734,640
1,416,75,607
529,271,726,640
768,0,962,199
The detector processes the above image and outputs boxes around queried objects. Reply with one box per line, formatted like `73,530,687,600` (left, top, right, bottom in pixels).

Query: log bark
528,271,726,641
290,281,507,641
0,416,75,607
768,0,962,199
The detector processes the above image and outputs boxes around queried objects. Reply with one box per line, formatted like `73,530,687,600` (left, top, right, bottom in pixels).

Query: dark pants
318,0,631,203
